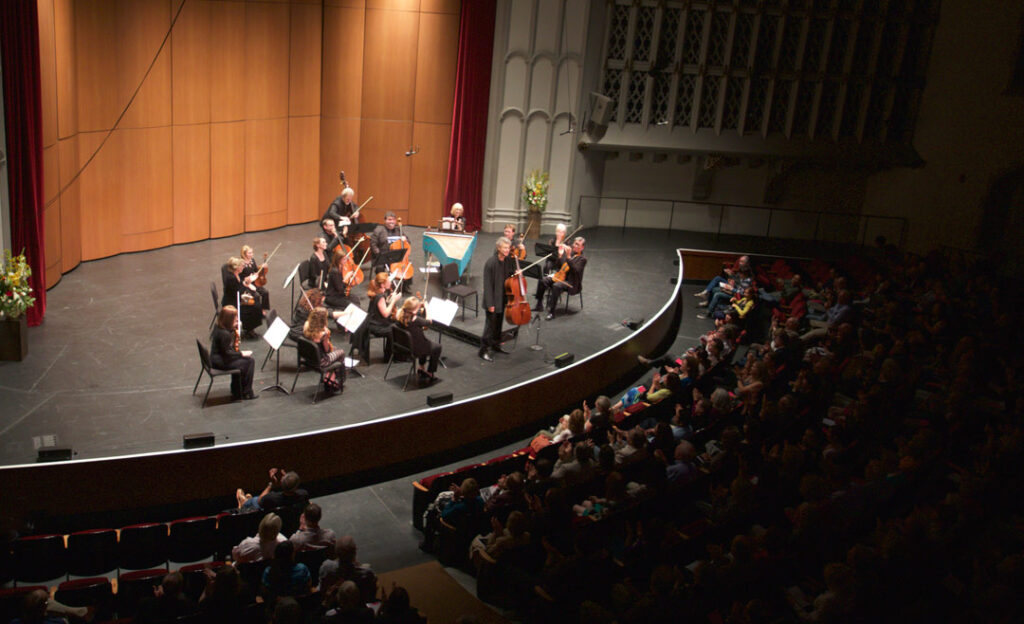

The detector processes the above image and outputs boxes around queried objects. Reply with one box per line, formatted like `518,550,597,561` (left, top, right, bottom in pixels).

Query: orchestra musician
479,237,515,362
324,248,361,312
395,296,442,381
542,223,568,275
504,223,527,260
320,219,343,255
534,236,587,320
293,288,344,334
303,307,345,391
240,245,271,313
449,202,467,232
210,305,256,400
349,272,397,364
308,236,331,291
221,257,262,336
369,211,411,294
324,186,360,229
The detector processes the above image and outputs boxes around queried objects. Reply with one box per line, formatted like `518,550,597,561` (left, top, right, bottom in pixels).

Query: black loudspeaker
554,353,575,368
590,92,613,126
183,432,215,449
621,318,644,331
37,448,72,462
427,392,453,407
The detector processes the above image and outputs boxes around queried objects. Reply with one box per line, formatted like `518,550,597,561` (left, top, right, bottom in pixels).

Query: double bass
504,254,532,325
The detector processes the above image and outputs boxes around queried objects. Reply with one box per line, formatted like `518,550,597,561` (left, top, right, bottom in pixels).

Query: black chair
260,309,298,372
215,511,262,561
168,516,218,565
294,545,329,580
0,586,47,623
118,522,168,571
265,503,304,538
210,281,220,329
12,534,66,585
179,561,230,602
298,259,314,289
67,528,118,578
193,339,241,408
54,577,114,622
384,326,420,391
441,262,478,320
291,337,344,403
116,568,166,618
234,560,267,592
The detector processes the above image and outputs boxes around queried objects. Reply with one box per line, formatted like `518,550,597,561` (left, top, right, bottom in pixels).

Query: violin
504,254,532,325
512,234,527,261
251,243,281,289
551,247,573,284
389,218,415,281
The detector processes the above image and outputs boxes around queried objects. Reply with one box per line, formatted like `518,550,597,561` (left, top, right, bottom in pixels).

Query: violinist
479,237,515,362
240,245,271,313
348,272,397,364
534,236,587,320
303,307,345,391
309,236,331,291
395,296,441,381
210,305,256,400
542,223,568,275
449,202,467,232
221,257,262,336
293,288,343,333
504,223,527,260
324,248,362,311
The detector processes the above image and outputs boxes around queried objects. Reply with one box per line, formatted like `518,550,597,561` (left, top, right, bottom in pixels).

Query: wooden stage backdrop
36,0,460,288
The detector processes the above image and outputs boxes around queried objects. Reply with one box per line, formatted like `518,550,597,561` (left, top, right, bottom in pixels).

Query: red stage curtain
1,0,46,326
443,0,496,233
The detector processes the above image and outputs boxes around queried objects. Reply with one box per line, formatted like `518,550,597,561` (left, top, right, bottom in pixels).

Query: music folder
426,297,458,327
338,303,367,333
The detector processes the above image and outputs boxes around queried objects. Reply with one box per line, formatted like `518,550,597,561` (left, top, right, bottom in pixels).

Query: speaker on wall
590,92,613,126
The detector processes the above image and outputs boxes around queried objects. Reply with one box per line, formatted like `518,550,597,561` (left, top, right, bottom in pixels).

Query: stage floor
0,224,695,466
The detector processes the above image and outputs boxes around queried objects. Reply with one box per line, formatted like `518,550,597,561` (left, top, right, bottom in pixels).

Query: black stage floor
0,224,703,466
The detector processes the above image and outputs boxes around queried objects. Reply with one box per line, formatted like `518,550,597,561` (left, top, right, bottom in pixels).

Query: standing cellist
534,237,586,320
479,237,515,362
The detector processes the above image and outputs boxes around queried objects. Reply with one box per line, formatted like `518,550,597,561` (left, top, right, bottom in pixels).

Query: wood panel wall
37,0,460,287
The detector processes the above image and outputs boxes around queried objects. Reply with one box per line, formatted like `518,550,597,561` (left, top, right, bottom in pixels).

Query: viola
504,255,532,325
389,218,415,281
512,234,527,261
252,243,282,288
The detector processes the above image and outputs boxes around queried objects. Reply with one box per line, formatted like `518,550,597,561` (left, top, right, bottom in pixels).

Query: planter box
0,316,28,361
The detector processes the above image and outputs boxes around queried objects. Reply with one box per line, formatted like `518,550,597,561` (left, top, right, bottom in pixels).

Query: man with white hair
323,186,359,229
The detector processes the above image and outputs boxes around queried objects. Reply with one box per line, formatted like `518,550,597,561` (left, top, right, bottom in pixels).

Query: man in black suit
479,237,514,362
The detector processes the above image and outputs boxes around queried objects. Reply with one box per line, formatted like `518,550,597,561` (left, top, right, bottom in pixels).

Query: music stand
260,316,292,395
426,297,458,369
337,304,367,378
283,262,302,312
376,248,407,269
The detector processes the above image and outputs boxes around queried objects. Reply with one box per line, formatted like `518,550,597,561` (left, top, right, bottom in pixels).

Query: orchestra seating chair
54,577,114,622
210,282,220,329
117,522,168,572
12,534,66,585
441,262,478,320
292,337,345,404
260,309,297,372
194,339,242,408
116,568,167,618
384,327,421,391
215,510,262,561
168,516,218,565
66,528,118,578
555,261,585,312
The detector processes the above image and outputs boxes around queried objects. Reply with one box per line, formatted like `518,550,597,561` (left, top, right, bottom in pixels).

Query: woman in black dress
324,249,361,311
240,245,270,312
308,236,331,291
349,272,396,363
395,296,442,380
210,305,256,400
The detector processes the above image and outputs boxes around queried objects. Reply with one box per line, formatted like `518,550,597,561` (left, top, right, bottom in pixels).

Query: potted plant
521,170,549,239
0,249,36,361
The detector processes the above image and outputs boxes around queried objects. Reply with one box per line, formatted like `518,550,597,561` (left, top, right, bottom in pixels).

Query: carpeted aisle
377,561,510,623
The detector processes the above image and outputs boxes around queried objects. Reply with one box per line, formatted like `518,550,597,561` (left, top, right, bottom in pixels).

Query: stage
0,224,683,467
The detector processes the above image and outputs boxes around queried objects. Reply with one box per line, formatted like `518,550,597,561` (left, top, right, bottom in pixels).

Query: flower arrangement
1,250,36,320
522,170,550,213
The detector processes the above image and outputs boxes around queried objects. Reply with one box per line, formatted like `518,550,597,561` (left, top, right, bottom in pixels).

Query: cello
389,218,415,281
504,254,532,325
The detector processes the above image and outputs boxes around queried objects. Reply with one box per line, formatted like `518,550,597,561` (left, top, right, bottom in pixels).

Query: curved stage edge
1,253,685,526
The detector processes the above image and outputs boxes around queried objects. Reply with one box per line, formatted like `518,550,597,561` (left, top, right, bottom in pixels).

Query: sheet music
283,262,301,289
338,303,368,333
262,316,291,350
426,297,459,326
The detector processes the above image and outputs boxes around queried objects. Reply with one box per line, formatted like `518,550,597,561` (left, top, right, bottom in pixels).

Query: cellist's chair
441,262,478,320
555,262,585,312
209,282,220,329
193,340,241,408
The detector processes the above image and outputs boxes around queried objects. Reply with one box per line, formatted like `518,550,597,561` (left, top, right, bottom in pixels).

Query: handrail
0,253,687,527
578,194,907,248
